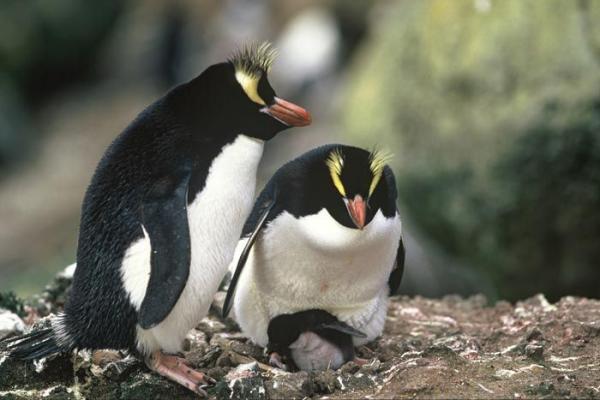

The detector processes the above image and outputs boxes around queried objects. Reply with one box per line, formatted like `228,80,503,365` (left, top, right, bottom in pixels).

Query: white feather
231,208,402,347
289,331,345,371
120,134,264,354
120,227,152,310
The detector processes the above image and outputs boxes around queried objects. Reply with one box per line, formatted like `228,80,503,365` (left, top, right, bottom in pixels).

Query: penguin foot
268,352,288,371
353,357,369,366
146,351,215,396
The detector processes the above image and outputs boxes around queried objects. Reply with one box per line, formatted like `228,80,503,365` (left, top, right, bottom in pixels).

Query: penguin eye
257,75,275,105
235,71,266,106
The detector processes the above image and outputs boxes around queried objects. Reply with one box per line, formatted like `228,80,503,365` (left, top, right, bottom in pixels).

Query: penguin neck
208,133,265,156
163,78,249,142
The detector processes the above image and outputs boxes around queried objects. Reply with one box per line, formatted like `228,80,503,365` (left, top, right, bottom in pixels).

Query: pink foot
268,352,289,371
353,357,370,366
146,351,215,396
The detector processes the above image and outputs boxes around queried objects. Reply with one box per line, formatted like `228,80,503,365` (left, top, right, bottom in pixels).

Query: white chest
254,210,401,309
121,134,264,353
185,135,264,311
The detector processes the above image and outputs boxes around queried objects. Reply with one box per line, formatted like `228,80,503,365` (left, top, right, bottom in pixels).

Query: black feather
223,197,275,318
1,328,63,361
1,328,49,345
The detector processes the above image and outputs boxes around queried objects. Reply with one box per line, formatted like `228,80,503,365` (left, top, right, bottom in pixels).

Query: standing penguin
223,144,404,371
1,43,311,394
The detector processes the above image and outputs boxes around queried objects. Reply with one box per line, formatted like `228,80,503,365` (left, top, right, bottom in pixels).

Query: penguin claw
195,386,208,397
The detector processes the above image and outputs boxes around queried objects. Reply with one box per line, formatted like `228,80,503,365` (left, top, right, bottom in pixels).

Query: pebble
0,308,25,340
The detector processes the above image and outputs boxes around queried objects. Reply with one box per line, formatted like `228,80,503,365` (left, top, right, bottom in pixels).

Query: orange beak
261,97,312,127
345,194,366,229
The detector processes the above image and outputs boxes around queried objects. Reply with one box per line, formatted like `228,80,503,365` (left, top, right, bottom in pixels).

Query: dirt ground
1,272,599,399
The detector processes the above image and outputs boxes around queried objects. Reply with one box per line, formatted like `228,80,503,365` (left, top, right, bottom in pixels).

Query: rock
0,309,25,340
196,317,228,338
217,370,267,400
182,329,208,365
226,361,260,377
91,350,123,368
220,368,266,400
205,366,229,382
339,361,360,375
210,333,264,360
194,344,222,369
336,371,377,394
98,354,140,382
0,351,73,391
312,369,336,394
3,270,600,399
524,343,544,361
266,372,313,399
116,371,196,400
494,369,517,380
360,358,383,374
343,0,600,301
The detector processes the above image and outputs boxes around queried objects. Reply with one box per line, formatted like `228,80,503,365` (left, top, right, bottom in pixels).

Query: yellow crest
326,148,346,197
368,149,393,196
230,42,278,106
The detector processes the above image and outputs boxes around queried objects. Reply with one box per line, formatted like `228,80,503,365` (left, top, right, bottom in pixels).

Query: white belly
120,134,264,354
231,209,401,347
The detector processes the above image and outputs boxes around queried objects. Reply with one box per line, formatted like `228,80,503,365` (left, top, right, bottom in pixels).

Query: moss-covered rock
0,293,25,318
343,0,600,300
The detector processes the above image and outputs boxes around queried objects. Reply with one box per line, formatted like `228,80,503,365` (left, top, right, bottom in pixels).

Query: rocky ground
1,270,599,399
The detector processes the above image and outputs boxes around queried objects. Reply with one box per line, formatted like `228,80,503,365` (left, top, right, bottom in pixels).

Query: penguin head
170,42,311,141
321,146,394,229
229,43,312,139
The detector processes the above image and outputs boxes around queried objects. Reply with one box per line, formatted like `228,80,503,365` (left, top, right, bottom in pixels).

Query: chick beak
345,194,366,230
261,97,312,127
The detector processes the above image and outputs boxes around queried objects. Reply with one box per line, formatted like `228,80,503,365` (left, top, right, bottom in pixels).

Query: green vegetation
0,291,25,317
343,0,600,300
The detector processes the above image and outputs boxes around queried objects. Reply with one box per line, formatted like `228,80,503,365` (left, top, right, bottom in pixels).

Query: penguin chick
267,309,367,371
1,42,311,395
223,144,404,371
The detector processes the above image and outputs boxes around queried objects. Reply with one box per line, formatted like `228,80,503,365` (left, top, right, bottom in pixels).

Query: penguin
222,144,404,371
266,309,367,371
1,43,311,395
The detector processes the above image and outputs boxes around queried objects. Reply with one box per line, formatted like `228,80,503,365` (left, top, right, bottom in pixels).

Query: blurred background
1,0,599,302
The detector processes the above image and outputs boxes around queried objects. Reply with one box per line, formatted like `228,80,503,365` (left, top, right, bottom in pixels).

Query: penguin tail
1,328,61,360
1,317,69,361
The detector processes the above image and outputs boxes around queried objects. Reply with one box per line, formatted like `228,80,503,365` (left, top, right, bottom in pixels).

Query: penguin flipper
318,321,367,338
222,197,275,318
139,169,192,329
388,237,405,296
